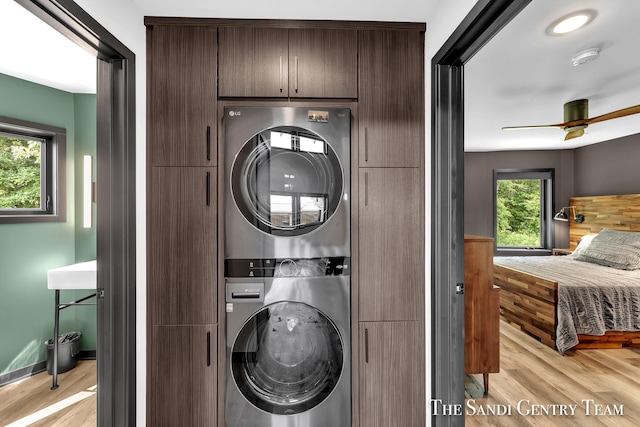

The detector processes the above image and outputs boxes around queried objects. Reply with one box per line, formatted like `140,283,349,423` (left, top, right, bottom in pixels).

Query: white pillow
568,234,597,257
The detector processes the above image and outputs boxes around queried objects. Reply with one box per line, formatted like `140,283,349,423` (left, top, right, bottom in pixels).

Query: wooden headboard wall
569,194,640,249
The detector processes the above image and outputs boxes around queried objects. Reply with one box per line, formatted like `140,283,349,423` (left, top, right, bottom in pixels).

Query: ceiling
4,0,639,152
465,0,640,152
0,1,96,93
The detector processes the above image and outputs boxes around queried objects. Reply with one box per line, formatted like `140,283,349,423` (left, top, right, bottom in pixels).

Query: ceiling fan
502,99,640,141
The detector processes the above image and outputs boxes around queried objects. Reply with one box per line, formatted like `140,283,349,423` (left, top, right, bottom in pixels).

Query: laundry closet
146,18,425,427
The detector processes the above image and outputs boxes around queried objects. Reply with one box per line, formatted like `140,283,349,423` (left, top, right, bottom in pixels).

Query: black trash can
45,331,82,375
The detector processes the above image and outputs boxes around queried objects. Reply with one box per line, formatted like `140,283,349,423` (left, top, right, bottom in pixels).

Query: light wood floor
465,320,640,426
0,360,96,427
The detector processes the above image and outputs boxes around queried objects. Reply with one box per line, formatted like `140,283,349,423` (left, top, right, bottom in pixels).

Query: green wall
0,73,96,375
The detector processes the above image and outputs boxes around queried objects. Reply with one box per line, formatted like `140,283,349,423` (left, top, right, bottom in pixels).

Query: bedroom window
493,169,554,253
0,116,66,224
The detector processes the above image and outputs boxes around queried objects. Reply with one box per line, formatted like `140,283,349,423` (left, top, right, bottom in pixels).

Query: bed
494,194,640,353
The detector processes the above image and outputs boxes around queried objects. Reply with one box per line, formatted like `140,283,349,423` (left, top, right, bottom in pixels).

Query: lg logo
228,111,241,117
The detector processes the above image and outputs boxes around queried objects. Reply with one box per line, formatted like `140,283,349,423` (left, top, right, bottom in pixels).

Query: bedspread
494,256,640,353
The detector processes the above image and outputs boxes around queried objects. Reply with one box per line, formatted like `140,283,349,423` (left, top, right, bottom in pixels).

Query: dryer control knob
278,259,299,277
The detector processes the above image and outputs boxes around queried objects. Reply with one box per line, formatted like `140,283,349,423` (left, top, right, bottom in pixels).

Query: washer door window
231,127,343,236
231,301,344,415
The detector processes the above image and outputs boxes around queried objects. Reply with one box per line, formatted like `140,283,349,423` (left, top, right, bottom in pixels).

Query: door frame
16,1,137,425
430,0,531,425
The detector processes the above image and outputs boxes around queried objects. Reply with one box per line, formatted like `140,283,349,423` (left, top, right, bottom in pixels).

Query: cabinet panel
464,235,500,386
359,29,424,167
359,168,423,321
360,321,425,427
149,325,217,426
149,167,217,325
218,27,289,97
288,28,357,98
219,27,357,98
148,25,216,166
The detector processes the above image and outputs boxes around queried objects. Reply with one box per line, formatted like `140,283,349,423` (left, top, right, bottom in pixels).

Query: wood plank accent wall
569,193,640,249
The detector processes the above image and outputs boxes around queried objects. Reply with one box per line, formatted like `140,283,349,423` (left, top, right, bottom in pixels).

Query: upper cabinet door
148,25,217,166
359,29,424,167
218,27,289,97
219,27,357,98
288,28,357,98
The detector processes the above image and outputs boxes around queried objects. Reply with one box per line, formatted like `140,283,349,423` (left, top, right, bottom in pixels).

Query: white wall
69,0,484,424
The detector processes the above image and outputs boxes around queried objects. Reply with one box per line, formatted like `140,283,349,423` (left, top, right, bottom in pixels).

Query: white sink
47,260,97,290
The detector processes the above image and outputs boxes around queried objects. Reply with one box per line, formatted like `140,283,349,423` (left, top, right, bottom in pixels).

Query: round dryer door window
231,301,344,415
231,126,343,236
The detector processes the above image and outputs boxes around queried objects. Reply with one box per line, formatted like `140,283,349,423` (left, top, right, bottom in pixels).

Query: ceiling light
546,10,596,36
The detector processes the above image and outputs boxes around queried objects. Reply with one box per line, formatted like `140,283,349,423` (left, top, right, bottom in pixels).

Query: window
493,169,554,253
0,115,66,223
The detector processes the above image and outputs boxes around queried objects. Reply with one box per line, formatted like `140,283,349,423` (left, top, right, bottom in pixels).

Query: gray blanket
494,256,640,353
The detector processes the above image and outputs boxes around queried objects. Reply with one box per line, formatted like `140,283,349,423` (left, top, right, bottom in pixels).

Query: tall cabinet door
359,168,423,321
359,29,424,167
148,25,217,166
149,325,217,426
360,322,425,427
218,27,289,97
288,28,357,98
149,167,217,325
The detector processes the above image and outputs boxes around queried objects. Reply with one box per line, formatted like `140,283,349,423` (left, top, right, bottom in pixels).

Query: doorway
12,0,137,425
430,0,531,425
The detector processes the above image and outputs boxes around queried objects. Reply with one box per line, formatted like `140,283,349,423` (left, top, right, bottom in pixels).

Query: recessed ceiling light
546,10,597,36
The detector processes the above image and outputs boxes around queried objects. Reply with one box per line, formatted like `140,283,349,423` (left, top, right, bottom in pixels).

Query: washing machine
223,106,351,259
225,257,351,427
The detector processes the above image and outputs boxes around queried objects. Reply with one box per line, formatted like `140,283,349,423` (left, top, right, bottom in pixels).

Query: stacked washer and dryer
223,106,351,426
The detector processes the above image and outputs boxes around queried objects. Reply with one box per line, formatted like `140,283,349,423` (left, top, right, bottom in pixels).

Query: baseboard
0,350,96,388
0,361,46,387
79,350,96,360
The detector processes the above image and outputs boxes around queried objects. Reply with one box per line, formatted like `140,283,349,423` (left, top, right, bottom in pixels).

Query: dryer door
231,301,344,415
231,126,344,237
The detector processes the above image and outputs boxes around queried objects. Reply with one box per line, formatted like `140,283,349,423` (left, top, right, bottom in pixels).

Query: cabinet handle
364,127,369,162
294,55,299,93
279,56,283,93
206,172,211,206
364,172,368,206
206,126,211,161
206,331,211,367
364,328,369,363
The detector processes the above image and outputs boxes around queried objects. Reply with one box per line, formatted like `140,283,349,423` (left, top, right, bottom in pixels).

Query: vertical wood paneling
358,29,424,167
289,28,357,98
359,321,425,427
148,26,217,166
218,27,289,97
150,325,216,426
358,168,423,321
149,167,217,325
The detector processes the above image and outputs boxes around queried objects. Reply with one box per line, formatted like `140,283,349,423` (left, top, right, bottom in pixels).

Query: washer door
231,301,344,415
231,126,343,237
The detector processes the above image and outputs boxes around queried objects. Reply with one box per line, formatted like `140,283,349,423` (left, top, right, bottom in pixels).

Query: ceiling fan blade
564,128,585,141
585,104,640,125
502,124,565,131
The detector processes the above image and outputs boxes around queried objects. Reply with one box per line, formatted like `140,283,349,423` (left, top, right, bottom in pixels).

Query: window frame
0,115,66,224
493,168,554,255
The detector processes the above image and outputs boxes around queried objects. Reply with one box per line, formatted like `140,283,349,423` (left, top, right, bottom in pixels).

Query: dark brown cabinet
358,29,424,167
148,166,217,325
149,325,217,426
360,322,425,427
218,27,357,98
148,25,217,166
464,235,500,392
358,168,423,321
